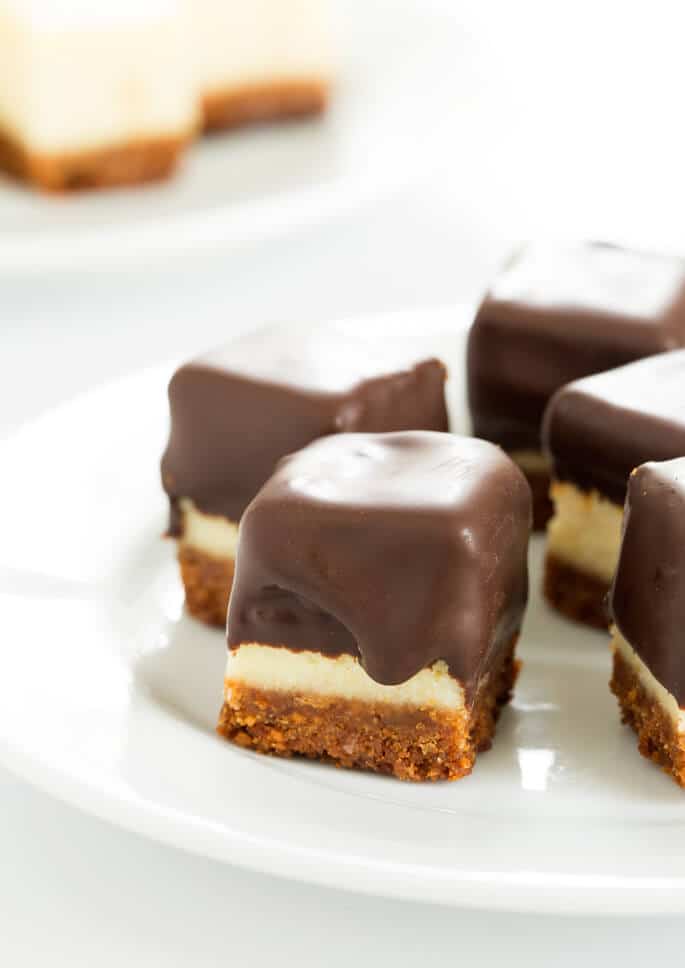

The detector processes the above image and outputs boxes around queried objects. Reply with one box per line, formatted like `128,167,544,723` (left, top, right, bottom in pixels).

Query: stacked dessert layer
161,318,533,782
466,241,685,787
543,351,685,627
196,0,331,131
161,322,448,626
467,242,685,529
0,0,332,191
219,431,531,780
161,240,685,787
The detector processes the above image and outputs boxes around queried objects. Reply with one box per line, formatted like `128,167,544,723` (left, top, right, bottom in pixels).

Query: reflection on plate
1,308,684,916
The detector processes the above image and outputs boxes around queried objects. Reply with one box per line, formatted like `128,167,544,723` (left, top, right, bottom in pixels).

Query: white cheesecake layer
189,0,333,95
0,0,197,153
547,481,623,583
179,499,239,560
613,630,685,733
225,644,466,710
510,449,550,476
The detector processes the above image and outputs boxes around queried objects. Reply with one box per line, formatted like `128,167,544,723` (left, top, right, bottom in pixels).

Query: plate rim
4,726,685,916
2,306,685,916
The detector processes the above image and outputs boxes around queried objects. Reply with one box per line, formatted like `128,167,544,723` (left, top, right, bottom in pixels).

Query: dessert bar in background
195,0,331,131
0,0,333,192
218,431,531,781
610,459,685,787
161,323,448,627
0,0,198,191
467,242,685,529
542,350,685,628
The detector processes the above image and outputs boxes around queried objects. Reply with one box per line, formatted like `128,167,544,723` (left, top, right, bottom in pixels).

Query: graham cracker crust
178,545,234,628
525,468,553,531
611,648,685,787
0,128,190,192
543,552,609,629
202,78,329,131
217,638,519,782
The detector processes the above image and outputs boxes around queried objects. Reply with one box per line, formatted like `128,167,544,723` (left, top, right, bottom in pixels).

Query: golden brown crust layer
202,79,329,131
178,545,234,628
525,467,553,531
543,552,609,629
611,648,685,787
0,128,190,192
217,638,519,781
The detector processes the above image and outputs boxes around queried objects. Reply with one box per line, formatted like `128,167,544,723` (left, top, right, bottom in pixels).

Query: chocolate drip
228,432,531,698
161,323,448,525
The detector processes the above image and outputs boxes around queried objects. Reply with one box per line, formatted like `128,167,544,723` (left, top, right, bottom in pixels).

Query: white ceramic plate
0,0,465,275
1,307,684,916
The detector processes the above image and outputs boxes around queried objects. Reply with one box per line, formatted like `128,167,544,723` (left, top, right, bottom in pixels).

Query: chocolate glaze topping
542,350,685,505
468,243,685,451
611,459,685,706
161,323,448,529
228,431,531,697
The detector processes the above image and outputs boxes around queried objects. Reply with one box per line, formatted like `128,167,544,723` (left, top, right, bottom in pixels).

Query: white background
3,0,685,960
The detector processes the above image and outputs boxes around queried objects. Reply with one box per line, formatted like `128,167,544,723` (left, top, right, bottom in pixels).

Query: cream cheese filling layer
189,0,333,96
547,481,623,583
612,630,685,734
178,498,239,560
225,644,466,710
0,1,198,153
509,449,550,476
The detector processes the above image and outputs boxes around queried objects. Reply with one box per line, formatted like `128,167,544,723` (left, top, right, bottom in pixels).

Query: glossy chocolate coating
228,431,531,695
161,323,448,528
468,243,685,451
611,460,685,705
542,350,685,504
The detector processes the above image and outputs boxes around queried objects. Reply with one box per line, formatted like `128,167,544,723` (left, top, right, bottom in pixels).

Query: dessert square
218,431,531,781
161,323,448,626
0,0,198,191
193,0,332,131
542,350,685,627
467,243,685,528
609,459,685,786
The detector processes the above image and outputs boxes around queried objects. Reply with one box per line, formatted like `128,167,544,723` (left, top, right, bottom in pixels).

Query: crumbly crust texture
202,78,329,131
611,648,685,787
525,467,553,531
0,128,190,192
217,638,519,781
178,545,234,628
543,552,609,629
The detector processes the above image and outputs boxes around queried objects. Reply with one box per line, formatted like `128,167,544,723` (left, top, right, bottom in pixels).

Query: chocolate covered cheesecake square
161,323,448,626
467,242,685,528
542,350,685,628
610,459,685,786
218,431,531,781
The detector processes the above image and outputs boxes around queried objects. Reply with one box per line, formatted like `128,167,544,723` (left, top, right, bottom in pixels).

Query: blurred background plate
0,0,467,275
